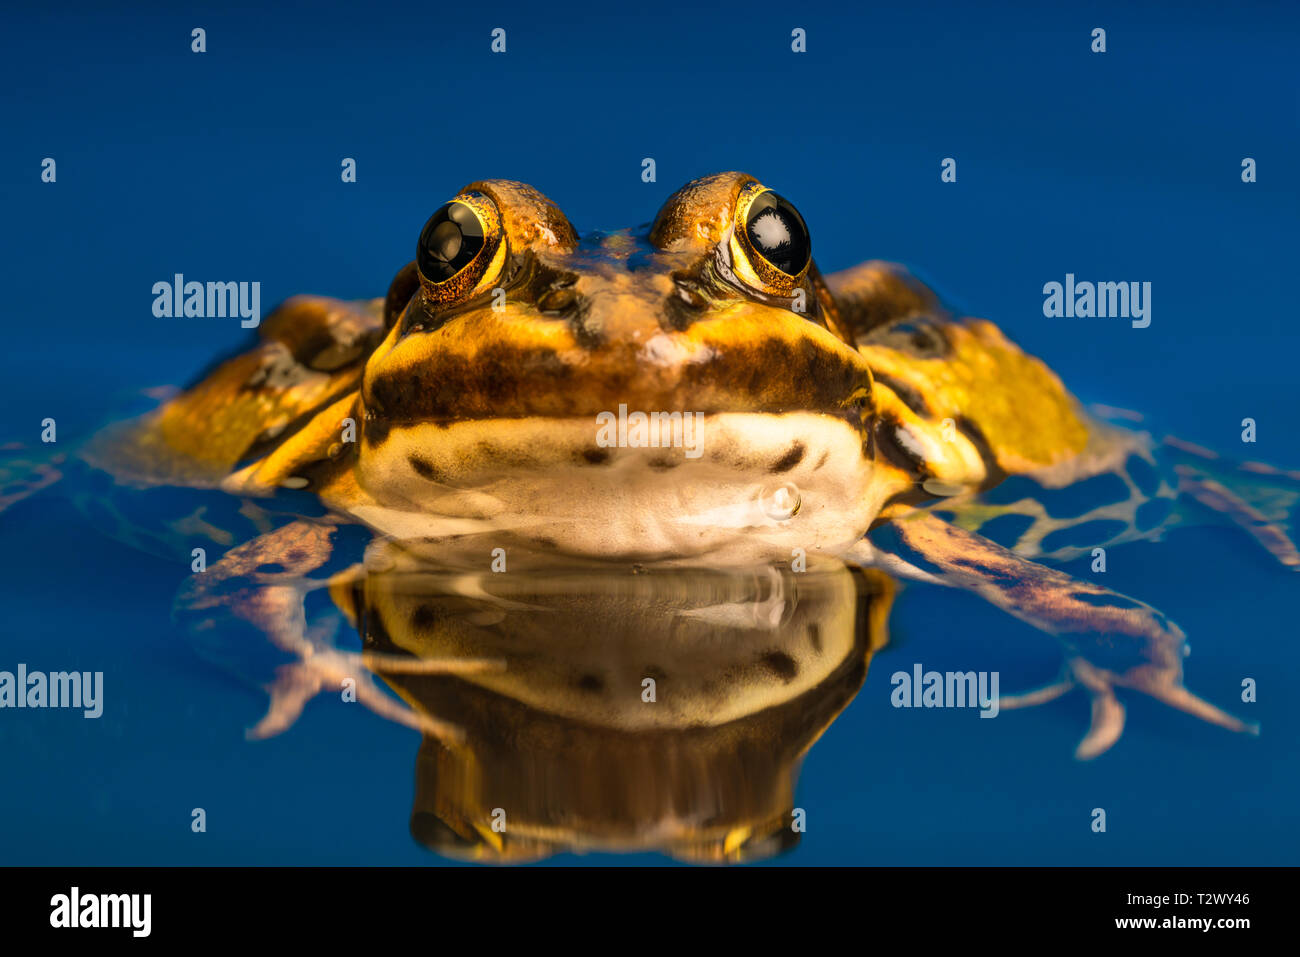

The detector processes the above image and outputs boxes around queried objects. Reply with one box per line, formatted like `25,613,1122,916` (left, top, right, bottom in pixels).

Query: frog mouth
351,409,886,561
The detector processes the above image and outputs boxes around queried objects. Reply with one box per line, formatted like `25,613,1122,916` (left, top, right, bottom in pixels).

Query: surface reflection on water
345,545,893,863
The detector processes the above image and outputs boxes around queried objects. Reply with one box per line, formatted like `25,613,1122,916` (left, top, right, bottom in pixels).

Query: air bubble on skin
760,481,801,522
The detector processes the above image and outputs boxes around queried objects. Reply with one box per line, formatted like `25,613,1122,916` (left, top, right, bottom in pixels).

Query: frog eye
418,202,484,281
415,193,506,303
729,184,812,295
744,191,810,276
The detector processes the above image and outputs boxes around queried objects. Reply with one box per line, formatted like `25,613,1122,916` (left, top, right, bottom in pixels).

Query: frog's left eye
415,192,506,303
729,184,811,295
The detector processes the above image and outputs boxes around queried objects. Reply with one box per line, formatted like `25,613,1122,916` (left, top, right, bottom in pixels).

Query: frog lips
353,409,884,561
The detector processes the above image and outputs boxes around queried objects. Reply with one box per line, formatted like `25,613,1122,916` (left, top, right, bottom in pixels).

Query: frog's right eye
415,193,506,303
418,202,483,281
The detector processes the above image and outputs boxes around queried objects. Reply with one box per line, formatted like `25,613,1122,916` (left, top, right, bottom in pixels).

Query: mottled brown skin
73,172,1289,763
90,172,1093,522
363,173,872,441
83,297,383,488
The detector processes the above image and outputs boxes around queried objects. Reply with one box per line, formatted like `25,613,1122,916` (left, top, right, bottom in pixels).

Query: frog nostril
537,288,577,315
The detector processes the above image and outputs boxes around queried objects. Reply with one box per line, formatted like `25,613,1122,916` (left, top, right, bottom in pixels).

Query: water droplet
761,481,801,521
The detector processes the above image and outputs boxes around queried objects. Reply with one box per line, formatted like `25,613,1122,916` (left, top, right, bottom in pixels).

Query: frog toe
1066,657,1258,758
996,672,1075,711
1072,669,1127,760
1126,671,1260,738
995,663,1126,759
0,450,64,514
248,645,503,740
248,661,323,740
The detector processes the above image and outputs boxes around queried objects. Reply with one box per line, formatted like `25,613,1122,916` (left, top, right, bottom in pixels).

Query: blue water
1,0,1297,865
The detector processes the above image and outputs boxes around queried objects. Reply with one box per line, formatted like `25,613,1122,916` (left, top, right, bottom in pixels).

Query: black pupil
744,191,810,277
417,201,485,282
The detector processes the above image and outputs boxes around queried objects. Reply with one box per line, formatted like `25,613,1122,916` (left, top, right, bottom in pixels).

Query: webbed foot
177,519,504,740
249,614,503,742
999,655,1258,760
853,511,1258,758
0,448,64,514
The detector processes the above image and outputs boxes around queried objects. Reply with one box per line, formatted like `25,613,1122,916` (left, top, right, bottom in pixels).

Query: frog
6,171,1292,764
334,545,895,863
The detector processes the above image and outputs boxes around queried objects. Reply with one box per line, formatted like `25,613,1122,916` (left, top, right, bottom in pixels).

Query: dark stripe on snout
364,336,872,437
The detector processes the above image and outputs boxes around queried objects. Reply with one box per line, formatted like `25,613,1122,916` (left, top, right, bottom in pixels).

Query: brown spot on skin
579,447,611,465
362,411,391,448
411,603,442,631
808,623,823,653
770,442,806,473
409,454,441,482
575,674,605,693
814,450,829,470
759,650,798,683
647,456,681,471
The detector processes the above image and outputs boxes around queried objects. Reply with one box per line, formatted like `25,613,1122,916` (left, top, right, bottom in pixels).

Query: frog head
356,173,884,560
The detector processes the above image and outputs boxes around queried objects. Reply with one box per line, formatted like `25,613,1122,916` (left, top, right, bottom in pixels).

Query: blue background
1,0,1296,865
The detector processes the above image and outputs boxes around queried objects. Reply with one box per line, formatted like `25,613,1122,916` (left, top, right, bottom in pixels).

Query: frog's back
827,261,1173,560
81,296,385,491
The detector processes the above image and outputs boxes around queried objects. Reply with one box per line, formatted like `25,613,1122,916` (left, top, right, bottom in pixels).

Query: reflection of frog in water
6,172,1290,772
340,547,894,863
